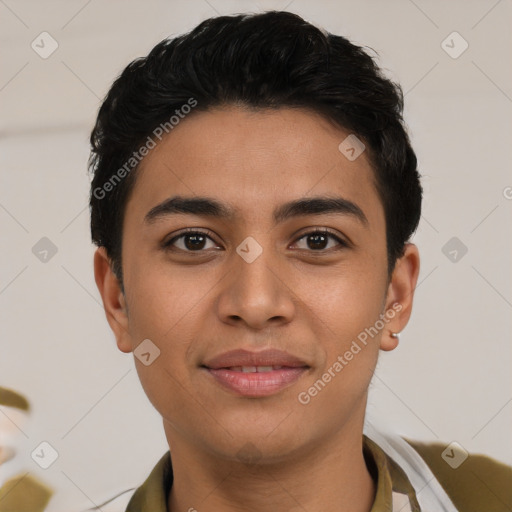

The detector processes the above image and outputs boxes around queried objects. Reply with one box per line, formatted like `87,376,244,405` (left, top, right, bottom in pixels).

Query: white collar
364,417,459,512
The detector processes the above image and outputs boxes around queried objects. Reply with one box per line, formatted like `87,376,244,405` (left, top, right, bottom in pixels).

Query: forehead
125,106,384,231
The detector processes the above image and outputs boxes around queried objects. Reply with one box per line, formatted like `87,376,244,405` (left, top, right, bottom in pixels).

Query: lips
227,365,284,372
202,349,309,397
203,348,309,369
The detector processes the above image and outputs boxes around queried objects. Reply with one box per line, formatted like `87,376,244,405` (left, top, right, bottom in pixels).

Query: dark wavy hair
89,10,422,286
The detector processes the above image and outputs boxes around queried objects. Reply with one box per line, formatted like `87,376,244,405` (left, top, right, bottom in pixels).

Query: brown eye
163,230,219,252
293,230,347,251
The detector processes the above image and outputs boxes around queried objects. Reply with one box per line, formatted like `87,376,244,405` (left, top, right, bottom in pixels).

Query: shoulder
404,438,512,512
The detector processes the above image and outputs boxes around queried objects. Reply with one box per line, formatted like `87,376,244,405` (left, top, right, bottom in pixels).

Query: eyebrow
144,195,368,227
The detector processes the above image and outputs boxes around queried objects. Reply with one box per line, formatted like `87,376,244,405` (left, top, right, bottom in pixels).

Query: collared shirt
121,433,512,512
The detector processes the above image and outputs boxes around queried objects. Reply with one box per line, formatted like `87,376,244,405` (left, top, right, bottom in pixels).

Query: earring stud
390,332,400,339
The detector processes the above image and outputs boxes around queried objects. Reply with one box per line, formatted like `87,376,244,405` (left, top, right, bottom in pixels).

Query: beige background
1,0,511,510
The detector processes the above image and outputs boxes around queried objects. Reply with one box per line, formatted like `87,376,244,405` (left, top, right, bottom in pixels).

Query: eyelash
162,228,348,253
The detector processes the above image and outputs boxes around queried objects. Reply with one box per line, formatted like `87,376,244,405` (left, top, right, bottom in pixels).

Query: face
95,106,419,463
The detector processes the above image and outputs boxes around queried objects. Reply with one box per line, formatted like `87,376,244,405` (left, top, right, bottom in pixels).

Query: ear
380,243,420,351
93,247,133,353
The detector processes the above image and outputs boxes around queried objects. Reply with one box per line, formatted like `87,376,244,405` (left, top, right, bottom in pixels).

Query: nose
215,243,296,330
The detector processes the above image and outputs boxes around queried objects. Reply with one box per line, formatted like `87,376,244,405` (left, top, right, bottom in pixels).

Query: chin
199,421,311,466
218,438,304,466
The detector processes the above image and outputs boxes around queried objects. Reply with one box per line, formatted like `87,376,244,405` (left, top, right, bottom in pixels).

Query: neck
165,420,376,512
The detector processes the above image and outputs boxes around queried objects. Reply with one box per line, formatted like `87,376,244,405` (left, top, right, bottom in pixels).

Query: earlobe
380,243,420,352
93,247,133,353
380,331,400,352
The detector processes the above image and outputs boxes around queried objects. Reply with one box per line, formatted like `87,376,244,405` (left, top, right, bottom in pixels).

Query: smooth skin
94,106,420,512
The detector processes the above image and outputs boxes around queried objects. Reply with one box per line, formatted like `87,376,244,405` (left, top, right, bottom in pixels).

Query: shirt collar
364,436,421,511
126,435,420,512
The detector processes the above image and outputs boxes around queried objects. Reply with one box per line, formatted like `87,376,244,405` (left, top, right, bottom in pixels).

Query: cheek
128,307,197,427
293,259,386,401
294,269,383,415
124,257,208,342
296,261,386,340
123,258,220,410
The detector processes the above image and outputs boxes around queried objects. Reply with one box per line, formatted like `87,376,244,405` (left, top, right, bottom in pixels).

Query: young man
90,11,511,512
